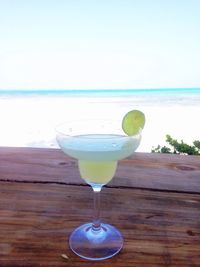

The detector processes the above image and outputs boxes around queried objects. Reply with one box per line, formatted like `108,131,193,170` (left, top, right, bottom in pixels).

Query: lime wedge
122,110,145,136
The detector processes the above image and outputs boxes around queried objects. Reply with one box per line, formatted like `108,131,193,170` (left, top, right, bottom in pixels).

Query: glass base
69,223,123,261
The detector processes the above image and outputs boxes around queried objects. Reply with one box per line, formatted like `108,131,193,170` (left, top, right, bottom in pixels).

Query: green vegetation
151,135,200,155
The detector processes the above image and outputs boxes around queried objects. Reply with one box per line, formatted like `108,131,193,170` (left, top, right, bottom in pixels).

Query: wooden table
0,147,199,267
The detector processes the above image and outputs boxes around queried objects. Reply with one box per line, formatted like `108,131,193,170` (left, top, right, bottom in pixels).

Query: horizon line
0,87,200,92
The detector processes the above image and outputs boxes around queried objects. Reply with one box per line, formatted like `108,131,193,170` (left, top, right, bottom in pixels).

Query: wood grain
0,147,199,266
0,181,199,267
0,147,200,193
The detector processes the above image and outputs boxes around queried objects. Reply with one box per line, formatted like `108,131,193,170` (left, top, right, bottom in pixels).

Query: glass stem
92,186,102,231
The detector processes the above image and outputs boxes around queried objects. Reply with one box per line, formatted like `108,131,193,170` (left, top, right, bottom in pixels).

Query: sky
0,0,200,90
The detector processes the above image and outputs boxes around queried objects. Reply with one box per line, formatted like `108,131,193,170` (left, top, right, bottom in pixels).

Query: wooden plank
0,147,200,193
0,146,82,183
115,152,200,193
0,181,199,267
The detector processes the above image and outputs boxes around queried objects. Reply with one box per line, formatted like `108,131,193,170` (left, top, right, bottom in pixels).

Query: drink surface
57,133,141,184
57,134,140,161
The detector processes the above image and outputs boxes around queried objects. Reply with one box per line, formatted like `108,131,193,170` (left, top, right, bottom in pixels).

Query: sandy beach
0,90,199,152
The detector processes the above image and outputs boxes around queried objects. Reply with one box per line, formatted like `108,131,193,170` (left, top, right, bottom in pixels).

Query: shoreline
0,96,199,152
0,89,199,152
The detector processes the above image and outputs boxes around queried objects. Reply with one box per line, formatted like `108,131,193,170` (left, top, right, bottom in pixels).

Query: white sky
0,0,200,90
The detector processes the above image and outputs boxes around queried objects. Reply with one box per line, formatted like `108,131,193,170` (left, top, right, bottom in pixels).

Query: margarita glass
56,119,142,261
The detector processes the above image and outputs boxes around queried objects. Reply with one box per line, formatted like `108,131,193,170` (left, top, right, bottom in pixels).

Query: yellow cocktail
57,133,141,185
56,114,144,261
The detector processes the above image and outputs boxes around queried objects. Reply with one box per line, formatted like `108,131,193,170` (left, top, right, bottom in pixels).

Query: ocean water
0,88,199,152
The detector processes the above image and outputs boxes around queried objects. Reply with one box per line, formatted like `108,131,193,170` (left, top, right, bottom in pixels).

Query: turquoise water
0,88,200,96
1,88,200,107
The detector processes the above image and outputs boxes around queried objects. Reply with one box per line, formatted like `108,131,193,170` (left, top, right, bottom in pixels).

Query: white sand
0,95,199,152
